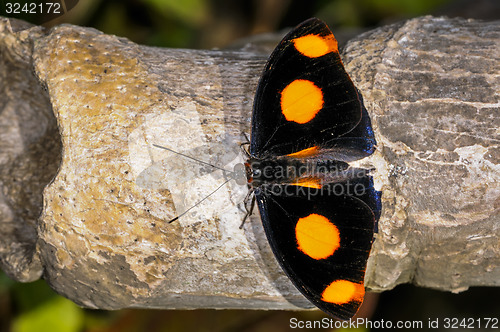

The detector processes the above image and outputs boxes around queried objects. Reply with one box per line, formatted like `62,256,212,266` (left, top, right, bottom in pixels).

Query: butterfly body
246,18,381,320
246,157,349,188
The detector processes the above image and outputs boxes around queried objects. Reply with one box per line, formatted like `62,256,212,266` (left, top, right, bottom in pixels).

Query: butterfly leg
240,190,256,229
239,133,251,159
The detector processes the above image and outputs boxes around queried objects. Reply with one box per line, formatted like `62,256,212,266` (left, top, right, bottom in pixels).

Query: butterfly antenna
153,144,242,223
153,144,235,175
168,177,233,223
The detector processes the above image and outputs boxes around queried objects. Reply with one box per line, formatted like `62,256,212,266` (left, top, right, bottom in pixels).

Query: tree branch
0,16,498,310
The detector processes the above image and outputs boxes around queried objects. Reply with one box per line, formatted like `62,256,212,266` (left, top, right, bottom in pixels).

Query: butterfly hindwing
254,176,379,320
250,18,375,159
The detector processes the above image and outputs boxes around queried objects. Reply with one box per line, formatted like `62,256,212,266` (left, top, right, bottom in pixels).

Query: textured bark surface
344,17,500,293
0,19,61,282
0,16,498,310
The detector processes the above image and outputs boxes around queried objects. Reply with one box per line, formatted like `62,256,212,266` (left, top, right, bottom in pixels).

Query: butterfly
245,18,381,320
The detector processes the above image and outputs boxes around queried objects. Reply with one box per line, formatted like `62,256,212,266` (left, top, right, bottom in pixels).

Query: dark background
1,0,499,331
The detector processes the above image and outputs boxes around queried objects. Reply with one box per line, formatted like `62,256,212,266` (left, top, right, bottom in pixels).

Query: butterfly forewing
250,18,372,159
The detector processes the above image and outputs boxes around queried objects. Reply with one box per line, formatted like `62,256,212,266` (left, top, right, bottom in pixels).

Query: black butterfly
246,18,381,320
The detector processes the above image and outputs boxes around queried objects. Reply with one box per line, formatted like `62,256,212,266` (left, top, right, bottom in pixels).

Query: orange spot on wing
287,146,319,158
281,80,323,124
290,177,322,189
292,33,338,58
321,280,365,305
295,213,340,259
